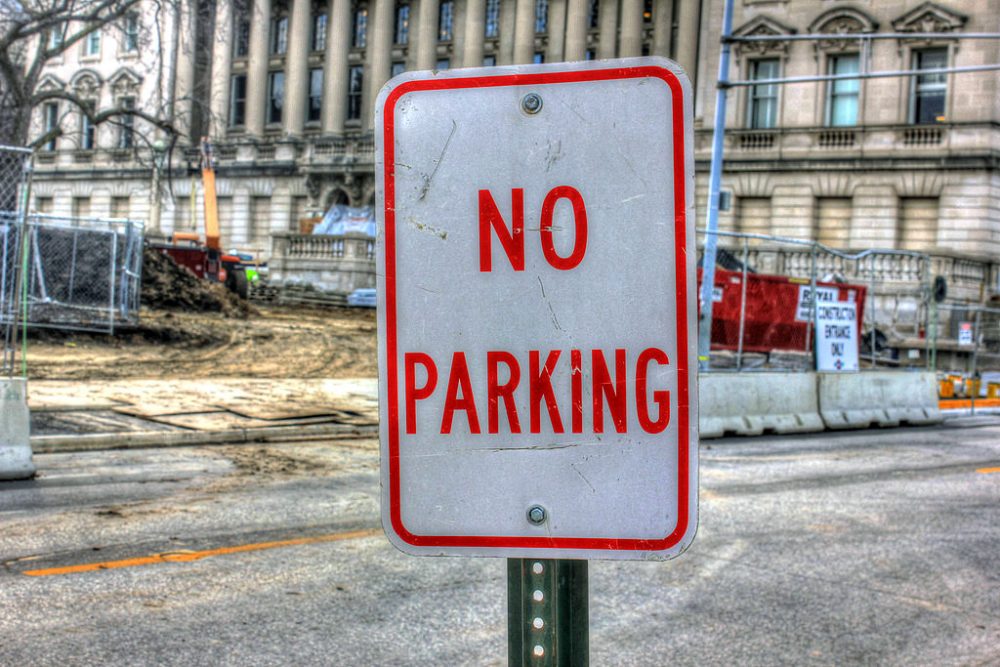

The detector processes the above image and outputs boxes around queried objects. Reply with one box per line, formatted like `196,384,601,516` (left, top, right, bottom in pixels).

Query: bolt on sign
375,58,698,560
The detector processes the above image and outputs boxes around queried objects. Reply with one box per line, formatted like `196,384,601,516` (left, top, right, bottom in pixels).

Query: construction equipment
150,138,252,298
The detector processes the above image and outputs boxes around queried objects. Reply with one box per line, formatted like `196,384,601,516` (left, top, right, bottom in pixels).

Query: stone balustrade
700,122,995,159
700,239,999,343
269,232,375,293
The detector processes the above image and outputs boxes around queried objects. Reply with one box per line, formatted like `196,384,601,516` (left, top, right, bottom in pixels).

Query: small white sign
816,302,859,372
375,58,697,561
958,322,974,346
796,285,840,322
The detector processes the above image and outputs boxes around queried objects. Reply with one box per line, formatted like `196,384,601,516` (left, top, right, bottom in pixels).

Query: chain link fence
10,214,145,334
1,146,32,376
697,230,934,373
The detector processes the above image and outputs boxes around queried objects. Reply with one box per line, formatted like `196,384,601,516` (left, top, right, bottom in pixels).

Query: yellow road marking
23,528,381,577
976,466,1000,474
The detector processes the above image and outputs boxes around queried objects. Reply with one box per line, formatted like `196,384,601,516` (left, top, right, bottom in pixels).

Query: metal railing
697,229,935,372
0,146,32,377
0,214,144,334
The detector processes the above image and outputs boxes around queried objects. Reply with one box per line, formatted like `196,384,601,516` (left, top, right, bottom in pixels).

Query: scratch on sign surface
418,120,457,201
538,277,563,331
571,463,597,493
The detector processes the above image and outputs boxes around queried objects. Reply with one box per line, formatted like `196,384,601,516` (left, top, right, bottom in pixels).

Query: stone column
209,0,234,136
173,0,197,139
246,0,272,135
675,0,699,79
365,0,394,129
416,0,440,70
563,0,588,61
498,0,516,64
596,0,617,59
462,0,486,67
544,0,566,63
323,0,351,133
652,0,671,57
513,0,536,64
284,0,312,134
619,0,642,57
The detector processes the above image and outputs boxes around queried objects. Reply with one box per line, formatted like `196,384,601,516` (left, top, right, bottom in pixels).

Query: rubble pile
141,246,252,318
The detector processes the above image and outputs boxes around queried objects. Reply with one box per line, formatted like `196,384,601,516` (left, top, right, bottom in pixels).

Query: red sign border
381,64,691,552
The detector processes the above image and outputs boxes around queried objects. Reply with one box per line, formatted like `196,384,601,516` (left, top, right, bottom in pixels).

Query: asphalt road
1,419,998,666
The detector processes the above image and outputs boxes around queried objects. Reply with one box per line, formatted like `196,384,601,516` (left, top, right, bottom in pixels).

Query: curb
31,423,379,454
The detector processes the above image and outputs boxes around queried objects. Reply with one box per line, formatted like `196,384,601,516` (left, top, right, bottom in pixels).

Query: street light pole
696,0,735,372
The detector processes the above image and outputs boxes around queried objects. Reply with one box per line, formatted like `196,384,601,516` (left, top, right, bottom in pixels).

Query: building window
395,4,410,45
436,58,450,70
123,13,139,52
391,61,406,77
485,0,500,38
81,101,96,150
308,68,323,122
271,16,288,54
585,48,595,60
438,0,453,41
118,97,135,149
353,7,368,48
312,13,327,51
230,74,247,125
535,0,548,34
747,59,779,129
827,54,859,127
234,18,251,57
47,27,63,50
588,0,599,29
911,48,947,124
533,52,544,64
482,54,496,66
84,27,101,57
35,197,53,214
347,65,363,120
43,103,59,151
268,71,284,124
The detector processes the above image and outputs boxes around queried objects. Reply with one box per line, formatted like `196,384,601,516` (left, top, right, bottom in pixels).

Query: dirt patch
218,445,336,477
140,246,253,318
24,304,376,381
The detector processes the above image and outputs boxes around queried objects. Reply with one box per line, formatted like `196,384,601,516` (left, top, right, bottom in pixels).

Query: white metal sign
816,302,859,372
796,285,847,322
958,322,973,346
375,58,697,560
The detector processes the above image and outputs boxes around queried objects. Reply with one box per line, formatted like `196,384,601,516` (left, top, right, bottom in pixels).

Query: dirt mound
141,246,252,318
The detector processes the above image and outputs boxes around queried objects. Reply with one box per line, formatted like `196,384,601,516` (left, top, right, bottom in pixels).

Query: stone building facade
28,0,702,256
26,0,1000,281
699,0,999,263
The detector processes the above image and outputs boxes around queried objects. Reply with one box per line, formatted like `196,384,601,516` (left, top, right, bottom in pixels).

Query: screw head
527,505,546,524
521,93,543,115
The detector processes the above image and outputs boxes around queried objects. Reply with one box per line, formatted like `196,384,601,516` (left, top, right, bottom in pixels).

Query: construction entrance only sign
375,58,697,560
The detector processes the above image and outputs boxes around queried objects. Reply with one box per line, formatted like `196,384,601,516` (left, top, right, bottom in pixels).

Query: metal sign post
508,559,588,666
375,57,697,664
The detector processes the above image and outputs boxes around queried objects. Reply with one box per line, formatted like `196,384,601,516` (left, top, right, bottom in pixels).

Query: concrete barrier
700,372,824,439
818,371,943,429
1,378,35,481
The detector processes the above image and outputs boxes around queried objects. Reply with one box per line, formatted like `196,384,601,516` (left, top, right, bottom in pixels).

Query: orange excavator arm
200,138,221,252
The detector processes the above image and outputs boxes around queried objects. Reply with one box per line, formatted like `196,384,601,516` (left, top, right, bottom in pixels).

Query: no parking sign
375,58,698,560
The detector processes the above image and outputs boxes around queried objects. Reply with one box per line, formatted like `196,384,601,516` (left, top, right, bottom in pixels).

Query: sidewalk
28,378,379,452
